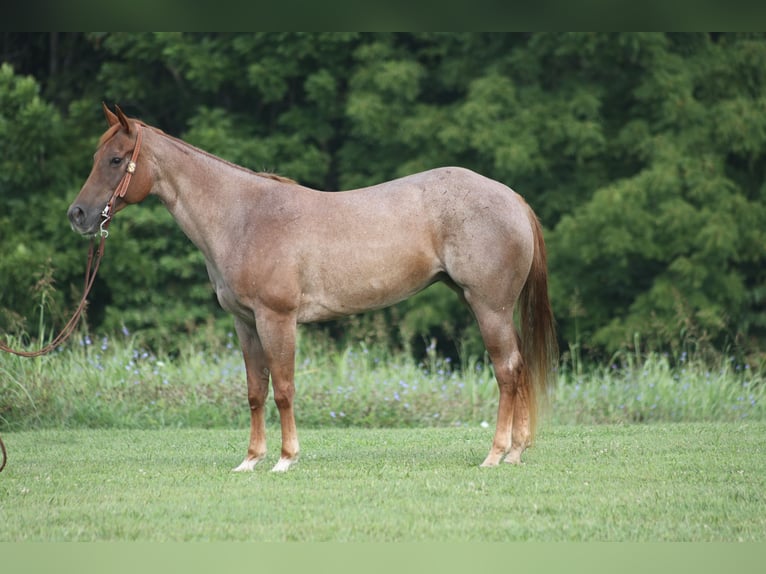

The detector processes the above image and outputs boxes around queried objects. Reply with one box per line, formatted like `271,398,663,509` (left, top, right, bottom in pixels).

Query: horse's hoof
232,457,261,472
271,456,298,472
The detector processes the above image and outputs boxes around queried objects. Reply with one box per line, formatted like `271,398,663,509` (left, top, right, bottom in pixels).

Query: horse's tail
519,203,558,439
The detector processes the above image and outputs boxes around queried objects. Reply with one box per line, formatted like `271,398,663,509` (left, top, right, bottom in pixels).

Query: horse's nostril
68,205,85,226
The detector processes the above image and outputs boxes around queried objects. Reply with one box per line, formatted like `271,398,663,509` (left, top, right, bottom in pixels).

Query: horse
68,104,558,472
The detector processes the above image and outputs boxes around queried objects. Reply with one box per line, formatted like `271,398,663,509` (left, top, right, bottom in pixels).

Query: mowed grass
1,422,765,541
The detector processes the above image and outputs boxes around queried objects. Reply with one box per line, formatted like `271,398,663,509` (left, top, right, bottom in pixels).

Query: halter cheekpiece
100,124,143,237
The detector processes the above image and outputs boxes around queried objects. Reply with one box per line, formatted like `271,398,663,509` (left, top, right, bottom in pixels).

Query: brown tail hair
519,204,558,439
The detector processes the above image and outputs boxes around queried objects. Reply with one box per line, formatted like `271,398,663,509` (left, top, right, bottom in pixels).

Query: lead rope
0,234,106,359
0,124,143,473
0,224,107,475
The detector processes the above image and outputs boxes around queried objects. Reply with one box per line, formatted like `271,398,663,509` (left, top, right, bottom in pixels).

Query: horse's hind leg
506,379,531,464
470,305,526,467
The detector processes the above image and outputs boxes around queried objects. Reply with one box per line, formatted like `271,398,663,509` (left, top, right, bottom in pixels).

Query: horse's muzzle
67,203,99,236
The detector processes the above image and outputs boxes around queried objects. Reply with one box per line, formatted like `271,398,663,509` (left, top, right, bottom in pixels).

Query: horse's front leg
232,318,270,472
256,309,300,472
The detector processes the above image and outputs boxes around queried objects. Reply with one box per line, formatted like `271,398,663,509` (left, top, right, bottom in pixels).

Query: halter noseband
99,124,144,238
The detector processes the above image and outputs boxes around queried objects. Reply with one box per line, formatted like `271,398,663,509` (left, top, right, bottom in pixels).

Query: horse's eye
111,157,122,165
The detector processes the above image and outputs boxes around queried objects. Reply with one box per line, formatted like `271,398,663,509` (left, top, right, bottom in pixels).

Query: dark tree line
1,33,764,362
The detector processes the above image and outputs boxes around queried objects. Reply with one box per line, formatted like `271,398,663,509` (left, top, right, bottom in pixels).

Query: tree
548,33,766,356
0,63,79,335
1,33,764,360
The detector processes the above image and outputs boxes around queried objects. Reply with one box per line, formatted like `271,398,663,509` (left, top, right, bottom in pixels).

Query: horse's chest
206,263,252,319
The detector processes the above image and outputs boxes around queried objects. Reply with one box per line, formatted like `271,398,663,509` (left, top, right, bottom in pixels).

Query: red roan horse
68,105,557,472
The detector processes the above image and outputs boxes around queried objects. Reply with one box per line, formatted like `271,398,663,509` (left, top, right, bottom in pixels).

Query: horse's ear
114,104,132,135
102,102,119,127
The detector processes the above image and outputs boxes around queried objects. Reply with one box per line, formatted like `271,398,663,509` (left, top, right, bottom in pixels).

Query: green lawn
1,422,764,541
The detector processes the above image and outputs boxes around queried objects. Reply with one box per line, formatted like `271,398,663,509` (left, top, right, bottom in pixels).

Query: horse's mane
98,120,298,186
256,172,298,184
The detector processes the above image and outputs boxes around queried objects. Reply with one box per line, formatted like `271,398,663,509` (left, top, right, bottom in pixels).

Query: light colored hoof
232,457,262,472
504,453,523,465
505,443,529,465
271,456,298,472
480,447,506,467
480,457,501,468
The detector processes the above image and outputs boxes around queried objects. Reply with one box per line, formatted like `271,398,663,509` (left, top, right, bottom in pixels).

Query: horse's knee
248,393,266,411
247,370,270,410
272,384,295,411
247,382,268,411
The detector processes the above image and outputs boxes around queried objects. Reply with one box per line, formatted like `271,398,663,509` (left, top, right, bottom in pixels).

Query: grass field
2,333,765,542
2,422,764,541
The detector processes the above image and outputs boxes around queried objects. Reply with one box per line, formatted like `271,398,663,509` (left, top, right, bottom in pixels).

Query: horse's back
320,166,527,228
300,166,531,255
285,167,534,322
392,167,535,263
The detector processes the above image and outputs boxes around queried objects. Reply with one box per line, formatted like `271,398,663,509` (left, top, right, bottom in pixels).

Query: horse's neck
148,132,256,264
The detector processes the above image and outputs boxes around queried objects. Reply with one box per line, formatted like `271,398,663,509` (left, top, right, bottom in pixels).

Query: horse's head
67,103,153,236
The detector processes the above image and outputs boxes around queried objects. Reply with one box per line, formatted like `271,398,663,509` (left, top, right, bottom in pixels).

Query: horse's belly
296,256,438,323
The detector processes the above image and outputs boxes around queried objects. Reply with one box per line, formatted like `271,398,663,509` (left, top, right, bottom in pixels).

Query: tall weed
1,329,763,430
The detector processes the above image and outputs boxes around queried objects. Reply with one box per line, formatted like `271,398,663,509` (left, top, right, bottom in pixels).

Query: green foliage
1,33,766,360
1,333,762,432
0,63,82,336
549,34,766,355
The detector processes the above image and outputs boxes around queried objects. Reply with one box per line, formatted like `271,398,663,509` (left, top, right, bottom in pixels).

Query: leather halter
99,124,144,237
